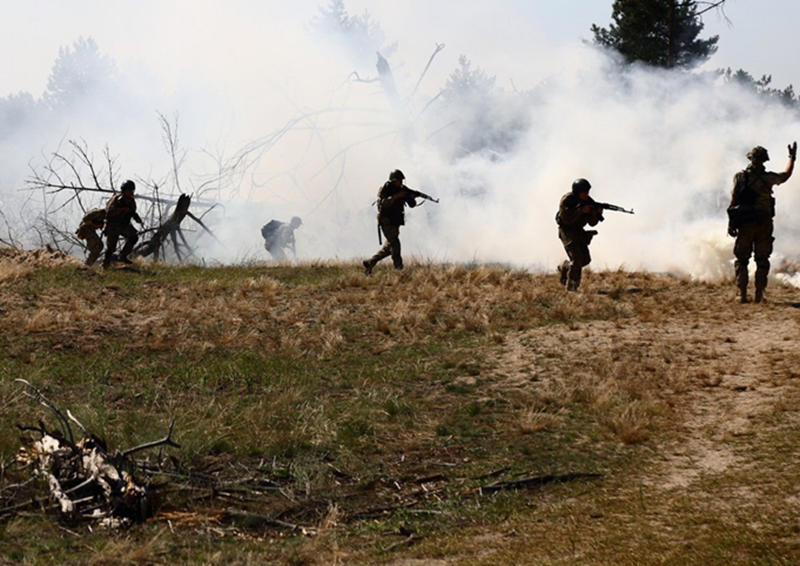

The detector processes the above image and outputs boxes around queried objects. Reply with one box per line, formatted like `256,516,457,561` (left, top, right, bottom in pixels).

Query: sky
2,1,798,97
2,0,800,278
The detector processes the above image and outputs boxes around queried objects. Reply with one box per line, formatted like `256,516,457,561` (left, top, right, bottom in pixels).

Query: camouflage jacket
105,192,141,227
556,192,602,232
377,181,417,226
730,164,784,220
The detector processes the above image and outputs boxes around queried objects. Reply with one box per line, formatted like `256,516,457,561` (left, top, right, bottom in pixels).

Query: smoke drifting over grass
2,1,799,280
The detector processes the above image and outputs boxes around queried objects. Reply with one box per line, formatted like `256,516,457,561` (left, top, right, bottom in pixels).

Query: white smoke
2,1,799,281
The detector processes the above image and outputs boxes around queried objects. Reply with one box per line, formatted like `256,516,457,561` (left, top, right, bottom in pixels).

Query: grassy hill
2,250,800,565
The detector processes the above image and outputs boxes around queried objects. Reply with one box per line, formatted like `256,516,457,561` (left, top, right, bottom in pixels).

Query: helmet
571,178,591,194
120,179,136,192
747,146,770,163
389,169,405,181
290,216,302,227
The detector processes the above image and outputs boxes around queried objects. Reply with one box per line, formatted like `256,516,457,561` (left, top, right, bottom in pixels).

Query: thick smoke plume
2,1,799,282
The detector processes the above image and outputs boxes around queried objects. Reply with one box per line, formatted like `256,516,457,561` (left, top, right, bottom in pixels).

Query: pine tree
591,0,719,69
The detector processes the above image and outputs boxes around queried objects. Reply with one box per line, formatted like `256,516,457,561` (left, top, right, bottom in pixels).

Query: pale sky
0,1,798,98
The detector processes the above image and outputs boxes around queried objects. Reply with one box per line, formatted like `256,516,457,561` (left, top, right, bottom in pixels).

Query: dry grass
3,255,800,564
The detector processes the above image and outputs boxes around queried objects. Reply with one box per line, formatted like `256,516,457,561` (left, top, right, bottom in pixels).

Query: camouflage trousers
559,228,592,291
734,221,773,295
367,219,403,270
77,225,103,266
103,223,138,267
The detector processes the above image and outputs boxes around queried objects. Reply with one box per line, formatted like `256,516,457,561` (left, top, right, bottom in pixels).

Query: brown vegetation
2,256,800,564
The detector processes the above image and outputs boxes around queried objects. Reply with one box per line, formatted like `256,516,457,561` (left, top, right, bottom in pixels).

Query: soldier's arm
777,141,797,184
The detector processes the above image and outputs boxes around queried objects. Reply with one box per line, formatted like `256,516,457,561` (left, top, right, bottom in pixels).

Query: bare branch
410,42,445,99
122,418,181,457
14,379,74,446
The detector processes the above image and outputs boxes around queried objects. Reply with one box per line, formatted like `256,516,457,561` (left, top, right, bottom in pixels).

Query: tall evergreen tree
591,0,720,69
43,37,117,111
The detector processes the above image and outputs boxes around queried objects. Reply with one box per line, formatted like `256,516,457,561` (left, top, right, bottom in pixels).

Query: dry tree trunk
134,194,223,262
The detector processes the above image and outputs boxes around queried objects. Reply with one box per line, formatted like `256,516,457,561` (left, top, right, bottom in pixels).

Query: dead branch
122,418,181,457
410,42,445,99
11,382,180,527
14,379,74,446
224,507,308,533
479,472,603,494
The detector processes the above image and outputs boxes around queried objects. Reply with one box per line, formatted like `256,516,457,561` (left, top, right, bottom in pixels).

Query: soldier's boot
754,272,768,304
362,260,373,276
558,263,569,286
738,289,749,304
566,279,580,292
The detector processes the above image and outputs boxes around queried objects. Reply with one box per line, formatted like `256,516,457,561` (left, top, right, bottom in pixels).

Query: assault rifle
403,187,439,204
590,201,634,215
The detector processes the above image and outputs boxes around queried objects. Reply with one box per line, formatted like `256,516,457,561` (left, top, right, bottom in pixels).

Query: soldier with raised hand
363,169,417,275
76,207,106,266
728,142,797,303
102,179,143,269
556,178,603,292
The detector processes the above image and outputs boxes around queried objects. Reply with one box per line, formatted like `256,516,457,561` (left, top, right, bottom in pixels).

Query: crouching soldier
261,216,303,260
76,208,106,266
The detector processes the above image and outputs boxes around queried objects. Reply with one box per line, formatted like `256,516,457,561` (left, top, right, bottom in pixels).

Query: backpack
261,220,282,242
83,208,106,225
727,171,759,229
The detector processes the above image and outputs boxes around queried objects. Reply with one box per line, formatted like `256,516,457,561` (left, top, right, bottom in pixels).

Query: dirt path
486,282,800,511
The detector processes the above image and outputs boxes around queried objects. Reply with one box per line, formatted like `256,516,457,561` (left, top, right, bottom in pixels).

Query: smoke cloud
2,1,799,281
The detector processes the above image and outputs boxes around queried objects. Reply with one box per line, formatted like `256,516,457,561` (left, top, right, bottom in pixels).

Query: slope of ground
1,256,799,564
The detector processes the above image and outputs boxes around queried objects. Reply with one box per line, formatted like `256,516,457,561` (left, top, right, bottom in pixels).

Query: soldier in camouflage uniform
263,216,303,260
363,169,417,275
556,178,603,292
102,180,143,269
76,208,106,266
728,143,796,303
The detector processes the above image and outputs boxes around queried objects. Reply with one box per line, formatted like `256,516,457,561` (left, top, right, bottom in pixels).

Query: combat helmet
389,169,405,181
571,178,591,194
747,146,770,163
290,216,303,228
120,179,136,192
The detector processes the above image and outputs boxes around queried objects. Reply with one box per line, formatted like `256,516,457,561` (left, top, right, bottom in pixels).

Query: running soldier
102,180,142,268
363,169,417,275
556,178,603,292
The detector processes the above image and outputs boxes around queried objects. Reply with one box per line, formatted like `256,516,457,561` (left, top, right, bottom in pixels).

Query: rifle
404,187,439,204
590,201,634,215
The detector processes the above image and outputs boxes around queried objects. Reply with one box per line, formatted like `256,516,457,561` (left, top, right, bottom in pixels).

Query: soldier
76,207,105,266
728,142,796,303
102,179,142,269
363,169,417,275
262,216,302,260
556,178,603,292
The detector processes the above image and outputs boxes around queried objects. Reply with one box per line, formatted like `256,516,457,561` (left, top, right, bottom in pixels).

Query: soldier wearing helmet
363,169,417,275
102,179,143,268
555,178,603,291
261,216,303,261
728,142,797,303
